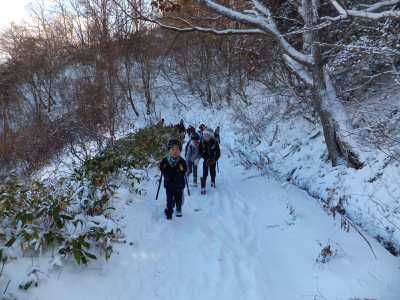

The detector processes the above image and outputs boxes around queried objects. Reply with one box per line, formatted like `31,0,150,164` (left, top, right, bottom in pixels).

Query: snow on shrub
0,123,178,288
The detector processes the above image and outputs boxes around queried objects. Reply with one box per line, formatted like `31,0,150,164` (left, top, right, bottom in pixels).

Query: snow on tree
122,0,400,168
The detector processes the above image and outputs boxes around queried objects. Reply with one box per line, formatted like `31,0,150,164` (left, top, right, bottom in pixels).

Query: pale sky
0,1,34,30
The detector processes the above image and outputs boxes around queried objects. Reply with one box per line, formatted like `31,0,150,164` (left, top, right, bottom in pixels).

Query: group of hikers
158,119,221,220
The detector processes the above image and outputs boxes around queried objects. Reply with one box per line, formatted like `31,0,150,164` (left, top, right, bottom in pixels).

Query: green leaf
81,254,88,265
72,247,81,265
19,280,33,290
52,205,60,221
55,218,63,229
82,240,90,249
83,251,97,260
5,236,16,247
60,214,74,220
36,207,47,218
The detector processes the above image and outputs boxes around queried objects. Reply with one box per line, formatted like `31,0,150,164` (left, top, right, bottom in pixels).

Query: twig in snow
309,131,321,140
269,125,279,146
343,215,377,259
3,280,11,295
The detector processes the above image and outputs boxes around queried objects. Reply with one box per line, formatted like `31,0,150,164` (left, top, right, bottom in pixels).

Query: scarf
167,154,180,167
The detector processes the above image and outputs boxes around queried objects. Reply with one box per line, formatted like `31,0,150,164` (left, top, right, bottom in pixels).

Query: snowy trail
19,156,400,300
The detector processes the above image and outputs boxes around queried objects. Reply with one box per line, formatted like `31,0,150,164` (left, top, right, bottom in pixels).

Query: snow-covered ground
228,87,400,255
4,76,400,299
6,151,400,300
8,152,400,300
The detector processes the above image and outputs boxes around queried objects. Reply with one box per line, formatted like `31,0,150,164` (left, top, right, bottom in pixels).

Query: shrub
0,124,179,266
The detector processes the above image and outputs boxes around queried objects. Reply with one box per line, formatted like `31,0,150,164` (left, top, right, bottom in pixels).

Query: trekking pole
185,175,190,196
217,161,220,174
156,173,163,200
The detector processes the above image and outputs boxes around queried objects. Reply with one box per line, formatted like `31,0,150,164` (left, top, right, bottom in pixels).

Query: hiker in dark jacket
198,124,206,142
186,125,196,139
176,119,186,141
185,132,201,186
199,131,221,194
184,125,196,155
159,138,187,219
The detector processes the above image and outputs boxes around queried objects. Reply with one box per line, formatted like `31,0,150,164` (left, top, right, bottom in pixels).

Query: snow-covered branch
346,9,400,19
326,0,400,20
251,0,272,20
365,0,400,13
156,22,265,35
283,54,313,85
330,0,348,16
201,0,314,65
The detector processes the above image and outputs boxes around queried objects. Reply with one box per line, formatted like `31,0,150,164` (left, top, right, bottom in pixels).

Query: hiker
159,138,187,219
186,125,196,139
185,132,201,187
198,124,206,141
185,125,196,157
199,131,221,194
176,119,186,141
214,126,221,144
184,125,196,156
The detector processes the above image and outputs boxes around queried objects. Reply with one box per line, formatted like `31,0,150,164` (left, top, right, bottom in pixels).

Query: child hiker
159,138,187,219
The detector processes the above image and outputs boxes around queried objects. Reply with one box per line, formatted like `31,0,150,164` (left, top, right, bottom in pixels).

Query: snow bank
229,88,400,255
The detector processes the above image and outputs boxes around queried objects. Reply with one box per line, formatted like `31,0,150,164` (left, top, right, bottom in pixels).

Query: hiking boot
201,188,206,195
175,210,183,217
200,177,206,188
164,208,172,220
211,182,216,188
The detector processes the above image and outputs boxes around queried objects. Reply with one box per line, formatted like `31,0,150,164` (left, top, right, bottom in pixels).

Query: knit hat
191,132,200,141
167,138,182,151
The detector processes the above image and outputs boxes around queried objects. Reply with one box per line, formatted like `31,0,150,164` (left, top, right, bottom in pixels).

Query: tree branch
201,0,314,65
283,54,313,85
156,22,265,35
326,0,400,20
365,0,400,12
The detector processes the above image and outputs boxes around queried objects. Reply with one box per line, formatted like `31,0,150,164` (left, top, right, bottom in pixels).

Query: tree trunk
303,0,363,168
140,57,154,115
124,60,140,117
312,54,340,166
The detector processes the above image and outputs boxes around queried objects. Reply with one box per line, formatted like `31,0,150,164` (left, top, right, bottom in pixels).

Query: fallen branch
342,215,377,259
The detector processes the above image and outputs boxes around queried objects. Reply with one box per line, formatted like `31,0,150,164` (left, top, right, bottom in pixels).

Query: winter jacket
199,138,220,163
198,130,205,142
160,156,187,190
176,123,186,134
186,126,196,137
185,141,201,164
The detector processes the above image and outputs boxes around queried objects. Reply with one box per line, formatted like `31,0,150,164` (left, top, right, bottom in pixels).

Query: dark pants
201,160,216,188
187,161,198,183
165,189,184,215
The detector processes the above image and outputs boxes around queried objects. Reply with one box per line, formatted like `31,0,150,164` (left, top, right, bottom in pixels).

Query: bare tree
139,0,400,168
